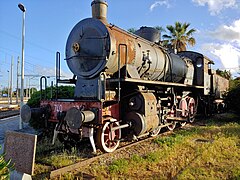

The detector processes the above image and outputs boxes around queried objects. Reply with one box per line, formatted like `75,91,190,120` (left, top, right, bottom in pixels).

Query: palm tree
162,22,196,53
127,28,137,34
154,26,166,33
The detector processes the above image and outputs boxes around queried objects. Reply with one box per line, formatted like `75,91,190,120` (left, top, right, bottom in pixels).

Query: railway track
49,126,183,178
0,109,20,120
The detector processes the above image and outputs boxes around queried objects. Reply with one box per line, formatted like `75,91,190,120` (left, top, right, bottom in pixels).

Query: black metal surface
135,26,160,43
40,76,47,100
66,18,110,78
64,107,82,129
56,51,61,98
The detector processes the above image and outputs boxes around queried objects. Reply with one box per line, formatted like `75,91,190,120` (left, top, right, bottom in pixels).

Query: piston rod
111,123,130,132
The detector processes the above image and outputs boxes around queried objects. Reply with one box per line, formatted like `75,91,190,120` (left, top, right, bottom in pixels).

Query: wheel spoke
167,121,176,131
188,98,196,123
96,121,121,152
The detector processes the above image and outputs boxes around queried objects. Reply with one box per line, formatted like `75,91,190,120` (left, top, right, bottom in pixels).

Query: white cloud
213,44,240,70
208,19,240,43
150,0,171,11
192,0,238,15
35,66,72,79
200,19,240,72
203,43,240,70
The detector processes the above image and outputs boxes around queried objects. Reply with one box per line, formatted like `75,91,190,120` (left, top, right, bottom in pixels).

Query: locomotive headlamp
129,101,135,107
196,58,202,68
72,42,80,53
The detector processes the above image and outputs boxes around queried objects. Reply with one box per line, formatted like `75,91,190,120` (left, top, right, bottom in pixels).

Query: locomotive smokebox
91,0,108,23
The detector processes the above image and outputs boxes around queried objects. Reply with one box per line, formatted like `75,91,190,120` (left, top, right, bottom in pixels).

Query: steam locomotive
21,0,229,153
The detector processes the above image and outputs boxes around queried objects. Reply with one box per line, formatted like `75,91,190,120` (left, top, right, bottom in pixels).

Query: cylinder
91,0,108,23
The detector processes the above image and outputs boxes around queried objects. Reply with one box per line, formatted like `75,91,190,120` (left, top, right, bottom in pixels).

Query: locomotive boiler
21,0,229,153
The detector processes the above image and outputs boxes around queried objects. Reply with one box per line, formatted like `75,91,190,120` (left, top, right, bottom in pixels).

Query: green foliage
229,78,240,91
127,28,136,33
60,172,76,180
154,26,166,33
27,85,74,129
37,147,79,169
145,152,160,162
225,78,240,114
109,159,129,174
154,133,185,147
27,85,74,108
162,22,196,52
0,146,14,179
130,154,144,163
34,115,240,179
40,151,74,169
216,69,231,80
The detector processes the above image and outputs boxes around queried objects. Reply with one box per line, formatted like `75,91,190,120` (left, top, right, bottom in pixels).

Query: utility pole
7,70,10,104
16,56,20,104
26,79,28,99
10,56,13,104
28,78,31,99
18,3,26,129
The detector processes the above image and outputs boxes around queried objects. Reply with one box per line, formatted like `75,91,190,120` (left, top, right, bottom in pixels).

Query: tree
127,28,136,33
27,85,74,108
162,22,196,53
225,78,240,114
216,69,231,80
154,26,166,33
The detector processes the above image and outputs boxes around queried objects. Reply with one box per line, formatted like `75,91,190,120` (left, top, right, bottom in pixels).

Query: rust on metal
107,25,136,69
40,100,103,123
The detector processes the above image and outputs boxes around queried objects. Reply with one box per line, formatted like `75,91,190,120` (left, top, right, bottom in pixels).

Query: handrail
40,76,47,100
56,51,61,99
117,44,128,102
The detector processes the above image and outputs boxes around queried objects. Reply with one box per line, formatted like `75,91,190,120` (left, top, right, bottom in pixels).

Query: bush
225,78,240,114
27,86,74,130
27,86,74,108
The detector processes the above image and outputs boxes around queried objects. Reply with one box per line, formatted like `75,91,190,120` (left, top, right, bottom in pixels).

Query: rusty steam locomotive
21,0,229,152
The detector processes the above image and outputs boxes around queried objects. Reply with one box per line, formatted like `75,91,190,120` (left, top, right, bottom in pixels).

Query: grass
33,113,240,179
34,136,83,175
80,114,240,179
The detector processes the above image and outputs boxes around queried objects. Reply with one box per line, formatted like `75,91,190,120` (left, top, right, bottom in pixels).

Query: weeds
156,134,185,147
130,154,144,163
90,114,240,179
34,113,240,179
109,159,129,174
34,137,83,174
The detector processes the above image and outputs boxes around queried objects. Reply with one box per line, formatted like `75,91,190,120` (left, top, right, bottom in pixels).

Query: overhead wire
0,29,56,54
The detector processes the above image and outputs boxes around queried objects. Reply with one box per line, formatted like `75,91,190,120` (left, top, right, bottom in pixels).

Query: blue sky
0,0,240,90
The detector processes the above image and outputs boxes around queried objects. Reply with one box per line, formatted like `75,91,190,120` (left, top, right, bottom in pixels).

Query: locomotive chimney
91,0,108,23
